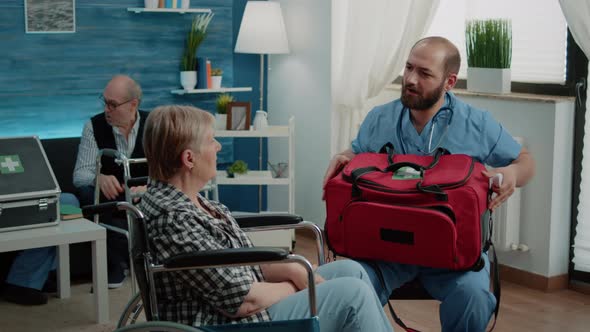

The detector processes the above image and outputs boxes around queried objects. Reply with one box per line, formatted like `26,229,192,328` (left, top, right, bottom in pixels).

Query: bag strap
371,262,421,332
379,142,396,165
486,242,501,332
485,177,501,331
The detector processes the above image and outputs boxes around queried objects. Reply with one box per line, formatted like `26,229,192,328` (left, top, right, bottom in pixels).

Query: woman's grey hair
143,105,214,181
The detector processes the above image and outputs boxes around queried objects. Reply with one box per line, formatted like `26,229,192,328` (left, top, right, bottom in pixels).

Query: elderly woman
139,105,393,331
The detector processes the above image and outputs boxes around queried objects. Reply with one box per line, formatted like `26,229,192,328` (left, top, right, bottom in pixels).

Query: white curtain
331,0,440,154
559,0,590,273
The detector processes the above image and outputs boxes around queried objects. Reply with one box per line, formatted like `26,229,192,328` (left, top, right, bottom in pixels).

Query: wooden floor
295,230,590,332
0,230,589,331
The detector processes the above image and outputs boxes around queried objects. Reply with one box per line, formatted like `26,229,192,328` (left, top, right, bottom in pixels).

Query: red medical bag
324,149,492,270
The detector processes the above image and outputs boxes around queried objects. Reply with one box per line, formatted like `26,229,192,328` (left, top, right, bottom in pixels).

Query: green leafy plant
465,19,512,69
211,68,223,76
215,93,234,114
227,160,248,177
180,13,214,71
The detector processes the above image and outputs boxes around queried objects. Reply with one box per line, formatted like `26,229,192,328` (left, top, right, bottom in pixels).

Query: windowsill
385,84,575,104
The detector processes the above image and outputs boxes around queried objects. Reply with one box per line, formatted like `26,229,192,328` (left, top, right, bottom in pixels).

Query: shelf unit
127,8,212,14
171,87,252,95
212,118,295,248
213,118,294,213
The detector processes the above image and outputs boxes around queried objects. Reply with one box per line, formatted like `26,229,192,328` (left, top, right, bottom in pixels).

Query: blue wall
0,0,267,212
0,0,236,138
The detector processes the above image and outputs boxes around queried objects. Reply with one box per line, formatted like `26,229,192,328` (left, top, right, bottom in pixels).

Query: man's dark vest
91,110,149,202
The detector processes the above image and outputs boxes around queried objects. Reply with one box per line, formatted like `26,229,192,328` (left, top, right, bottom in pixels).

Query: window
425,0,567,84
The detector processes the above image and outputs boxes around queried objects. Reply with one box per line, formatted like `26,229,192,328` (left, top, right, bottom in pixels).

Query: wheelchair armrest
127,176,149,188
233,213,303,228
82,201,145,221
162,247,289,269
233,214,326,266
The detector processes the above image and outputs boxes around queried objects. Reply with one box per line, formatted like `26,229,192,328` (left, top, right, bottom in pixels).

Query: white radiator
492,188,526,251
491,137,529,252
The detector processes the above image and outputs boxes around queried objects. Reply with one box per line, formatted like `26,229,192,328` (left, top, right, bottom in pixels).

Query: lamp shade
235,1,290,54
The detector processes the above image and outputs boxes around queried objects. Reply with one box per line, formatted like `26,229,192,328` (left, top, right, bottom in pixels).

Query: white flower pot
211,76,222,89
467,68,511,94
215,114,227,130
180,71,197,91
144,0,158,9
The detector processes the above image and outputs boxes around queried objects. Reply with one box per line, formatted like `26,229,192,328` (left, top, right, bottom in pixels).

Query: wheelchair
82,201,325,331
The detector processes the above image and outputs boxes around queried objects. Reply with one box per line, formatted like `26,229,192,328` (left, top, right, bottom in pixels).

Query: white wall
267,0,331,223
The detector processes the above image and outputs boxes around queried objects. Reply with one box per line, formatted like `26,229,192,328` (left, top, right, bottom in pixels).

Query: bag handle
379,142,396,165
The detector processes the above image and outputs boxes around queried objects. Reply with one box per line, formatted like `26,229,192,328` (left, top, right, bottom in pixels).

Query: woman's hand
261,263,324,291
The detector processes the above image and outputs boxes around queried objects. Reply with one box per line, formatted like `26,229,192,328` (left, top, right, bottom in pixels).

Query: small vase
215,114,227,130
144,0,158,8
180,71,197,90
211,76,222,89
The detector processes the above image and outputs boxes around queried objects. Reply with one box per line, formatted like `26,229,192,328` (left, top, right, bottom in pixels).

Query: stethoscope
397,95,454,155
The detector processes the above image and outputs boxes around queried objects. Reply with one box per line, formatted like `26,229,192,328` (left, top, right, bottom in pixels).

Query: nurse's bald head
411,37,461,76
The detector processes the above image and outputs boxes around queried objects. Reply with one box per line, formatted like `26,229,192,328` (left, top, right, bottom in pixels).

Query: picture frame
25,0,76,34
226,102,251,130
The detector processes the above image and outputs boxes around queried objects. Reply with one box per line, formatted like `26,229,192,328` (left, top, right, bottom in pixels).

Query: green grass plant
180,13,214,71
215,93,234,114
465,19,512,69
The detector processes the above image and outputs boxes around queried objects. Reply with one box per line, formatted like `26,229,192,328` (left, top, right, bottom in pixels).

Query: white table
0,218,108,323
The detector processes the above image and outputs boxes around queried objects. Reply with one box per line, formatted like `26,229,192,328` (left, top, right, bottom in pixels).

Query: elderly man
74,75,148,288
324,37,535,331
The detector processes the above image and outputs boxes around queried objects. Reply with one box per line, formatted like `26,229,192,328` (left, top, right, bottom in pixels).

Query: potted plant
211,68,223,89
180,13,214,90
215,93,234,130
465,18,512,94
226,160,248,178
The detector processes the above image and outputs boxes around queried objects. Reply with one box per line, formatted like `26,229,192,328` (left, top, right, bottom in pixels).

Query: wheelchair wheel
118,293,145,328
114,321,213,332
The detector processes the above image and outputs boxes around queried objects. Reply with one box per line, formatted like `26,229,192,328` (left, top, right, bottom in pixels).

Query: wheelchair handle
97,148,122,160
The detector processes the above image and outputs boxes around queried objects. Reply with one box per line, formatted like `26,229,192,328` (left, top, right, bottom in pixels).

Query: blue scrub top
351,92,521,167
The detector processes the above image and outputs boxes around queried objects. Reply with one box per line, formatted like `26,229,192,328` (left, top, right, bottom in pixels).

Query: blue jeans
5,193,79,290
357,254,496,332
268,260,393,332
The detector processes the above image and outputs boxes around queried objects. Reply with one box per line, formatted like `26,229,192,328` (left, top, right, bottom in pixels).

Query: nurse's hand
482,167,517,211
322,149,356,200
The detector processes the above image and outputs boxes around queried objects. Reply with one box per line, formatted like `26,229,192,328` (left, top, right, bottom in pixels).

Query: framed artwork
25,0,76,34
226,102,251,130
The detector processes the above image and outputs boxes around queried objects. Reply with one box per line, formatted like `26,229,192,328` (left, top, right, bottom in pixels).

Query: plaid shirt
138,180,270,326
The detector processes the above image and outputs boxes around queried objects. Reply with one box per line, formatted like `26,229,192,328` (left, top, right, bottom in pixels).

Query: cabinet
212,117,295,248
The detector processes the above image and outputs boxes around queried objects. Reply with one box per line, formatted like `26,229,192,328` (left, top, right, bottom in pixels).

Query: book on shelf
197,57,208,89
206,60,212,88
159,0,165,8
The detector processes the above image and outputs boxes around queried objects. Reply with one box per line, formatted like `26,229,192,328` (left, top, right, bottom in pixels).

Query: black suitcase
0,136,60,231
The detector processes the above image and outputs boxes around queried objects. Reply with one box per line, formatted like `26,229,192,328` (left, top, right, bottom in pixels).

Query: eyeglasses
99,95,134,111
